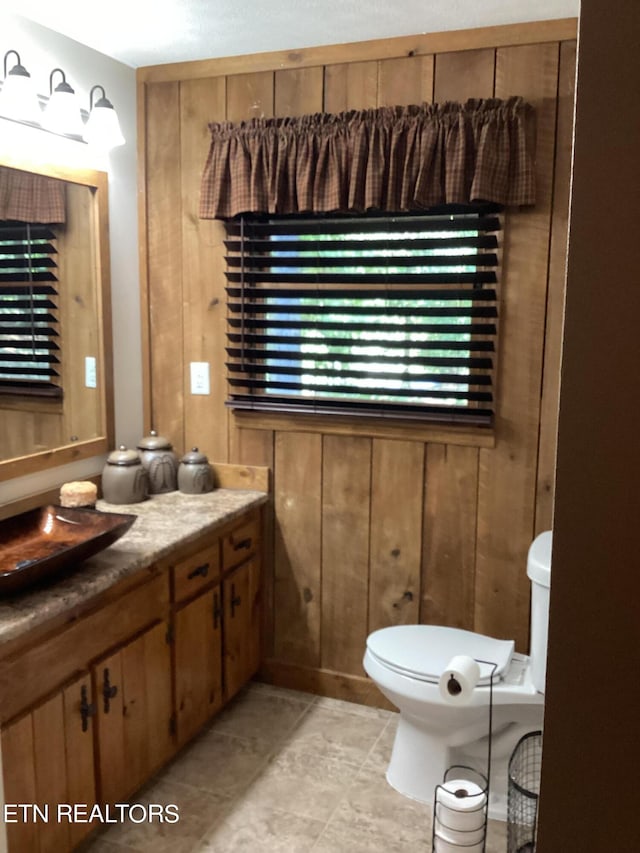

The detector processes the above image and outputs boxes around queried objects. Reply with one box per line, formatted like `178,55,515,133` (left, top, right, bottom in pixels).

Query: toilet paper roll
435,778,487,833
433,835,484,853
434,816,485,847
438,655,481,705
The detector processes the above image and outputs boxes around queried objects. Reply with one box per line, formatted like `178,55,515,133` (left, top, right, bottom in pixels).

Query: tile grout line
183,693,322,850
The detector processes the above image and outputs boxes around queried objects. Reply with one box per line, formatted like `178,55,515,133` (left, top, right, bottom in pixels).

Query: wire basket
507,730,542,853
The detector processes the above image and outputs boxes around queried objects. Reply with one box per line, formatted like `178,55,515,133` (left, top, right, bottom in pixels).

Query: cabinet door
223,556,261,701
1,672,96,853
93,620,173,805
174,585,223,746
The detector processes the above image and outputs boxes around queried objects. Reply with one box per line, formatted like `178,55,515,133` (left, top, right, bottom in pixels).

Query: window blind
224,210,500,426
0,222,61,396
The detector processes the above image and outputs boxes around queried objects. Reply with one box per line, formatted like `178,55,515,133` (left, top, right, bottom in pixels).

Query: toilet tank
527,530,552,693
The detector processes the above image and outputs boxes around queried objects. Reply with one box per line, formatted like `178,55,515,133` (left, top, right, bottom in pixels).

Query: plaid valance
0,166,66,224
199,97,535,219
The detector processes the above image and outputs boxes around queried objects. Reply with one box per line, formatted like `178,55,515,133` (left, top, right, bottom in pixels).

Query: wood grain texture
233,411,495,447
134,621,174,780
93,648,126,806
535,40,576,534
321,435,371,674
377,55,434,106
229,426,275,469
175,587,224,745
137,20,577,83
227,427,274,660
1,713,38,853
145,81,185,449
275,66,324,116
62,674,96,849
32,692,70,853
368,439,424,633
139,27,573,691
323,61,378,112
273,432,322,666
433,48,496,101
475,42,560,649
260,659,395,711
0,574,169,725
421,444,479,629
211,462,270,492
180,77,228,461
58,183,102,449
121,634,149,792
223,557,260,699
226,71,274,121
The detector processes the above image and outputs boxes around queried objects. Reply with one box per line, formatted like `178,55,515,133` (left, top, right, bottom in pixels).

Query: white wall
0,13,141,505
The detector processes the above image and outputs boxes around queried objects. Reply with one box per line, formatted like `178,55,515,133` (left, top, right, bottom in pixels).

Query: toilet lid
366,625,515,684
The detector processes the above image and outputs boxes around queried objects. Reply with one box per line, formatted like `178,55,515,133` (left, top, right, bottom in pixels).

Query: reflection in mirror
0,155,113,481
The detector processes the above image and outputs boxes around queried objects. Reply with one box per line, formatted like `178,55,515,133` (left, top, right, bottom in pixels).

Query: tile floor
83,682,507,852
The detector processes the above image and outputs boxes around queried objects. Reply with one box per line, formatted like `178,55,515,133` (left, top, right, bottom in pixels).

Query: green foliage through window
224,210,500,426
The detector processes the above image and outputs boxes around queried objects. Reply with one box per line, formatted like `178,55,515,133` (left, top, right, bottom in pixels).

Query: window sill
0,393,63,414
232,409,496,448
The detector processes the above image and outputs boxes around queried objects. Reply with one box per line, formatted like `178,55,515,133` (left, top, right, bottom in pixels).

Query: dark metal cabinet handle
80,684,96,733
230,583,242,617
102,667,118,713
232,537,252,551
187,562,209,580
213,591,222,629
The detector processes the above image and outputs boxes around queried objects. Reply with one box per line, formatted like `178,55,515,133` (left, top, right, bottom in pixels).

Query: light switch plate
85,356,97,388
190,361,210,395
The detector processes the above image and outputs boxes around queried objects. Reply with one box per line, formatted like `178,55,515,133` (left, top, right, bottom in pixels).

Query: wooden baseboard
257,658,397,712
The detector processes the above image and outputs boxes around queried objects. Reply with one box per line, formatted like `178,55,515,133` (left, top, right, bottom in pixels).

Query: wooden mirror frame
0,153,114,481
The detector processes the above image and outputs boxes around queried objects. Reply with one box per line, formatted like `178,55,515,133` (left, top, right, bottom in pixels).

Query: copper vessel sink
0,505,136,595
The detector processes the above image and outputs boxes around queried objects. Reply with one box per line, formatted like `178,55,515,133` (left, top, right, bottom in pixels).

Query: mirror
0,153,113,481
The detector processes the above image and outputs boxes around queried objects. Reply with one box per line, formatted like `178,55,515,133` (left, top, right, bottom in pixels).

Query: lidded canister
102,446,148,504
137,429,178,494
178,447,214,495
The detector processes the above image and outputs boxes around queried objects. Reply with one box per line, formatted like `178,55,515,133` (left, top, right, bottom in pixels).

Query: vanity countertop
0,489,268,649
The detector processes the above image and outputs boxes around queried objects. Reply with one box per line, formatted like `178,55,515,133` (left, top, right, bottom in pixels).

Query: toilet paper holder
431,659,498,853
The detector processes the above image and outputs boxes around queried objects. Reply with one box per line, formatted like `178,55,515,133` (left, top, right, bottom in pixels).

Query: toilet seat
366,625,515,685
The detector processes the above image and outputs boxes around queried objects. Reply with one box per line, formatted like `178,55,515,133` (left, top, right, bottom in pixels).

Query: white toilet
363,531,552,819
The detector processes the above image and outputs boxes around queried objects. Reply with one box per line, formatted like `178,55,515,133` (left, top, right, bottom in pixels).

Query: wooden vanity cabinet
1,672,97,853
0,503,263,853
221,512,262,701
174,585,224,746
223,555,261,701
92,619,173,806
171,509,262,740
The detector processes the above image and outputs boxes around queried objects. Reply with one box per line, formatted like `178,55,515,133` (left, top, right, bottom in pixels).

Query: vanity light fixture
83,85,125,150
42,68,85,138
0,50,41,124
0,50,126,151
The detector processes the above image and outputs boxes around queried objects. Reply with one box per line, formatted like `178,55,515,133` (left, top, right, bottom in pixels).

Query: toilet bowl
363,531,552,819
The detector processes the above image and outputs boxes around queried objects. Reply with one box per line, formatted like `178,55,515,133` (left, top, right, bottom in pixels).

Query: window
0,221,61,397
224,208,500,427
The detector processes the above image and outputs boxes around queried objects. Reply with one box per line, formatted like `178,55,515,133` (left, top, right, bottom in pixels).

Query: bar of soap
59,480,97,508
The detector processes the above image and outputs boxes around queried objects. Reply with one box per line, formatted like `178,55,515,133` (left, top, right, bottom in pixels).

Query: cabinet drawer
173,546,221,603
222,513,260,570
0,573,169,725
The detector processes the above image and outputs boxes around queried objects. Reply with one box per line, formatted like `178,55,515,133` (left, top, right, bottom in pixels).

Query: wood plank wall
138,20,577,705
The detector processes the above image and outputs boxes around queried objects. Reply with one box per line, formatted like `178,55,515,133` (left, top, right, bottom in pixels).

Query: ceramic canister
102,446,148,504
137,430,178,494
178,447,214,494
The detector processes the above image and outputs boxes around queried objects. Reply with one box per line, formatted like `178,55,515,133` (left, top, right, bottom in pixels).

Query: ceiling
16,0,579,69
